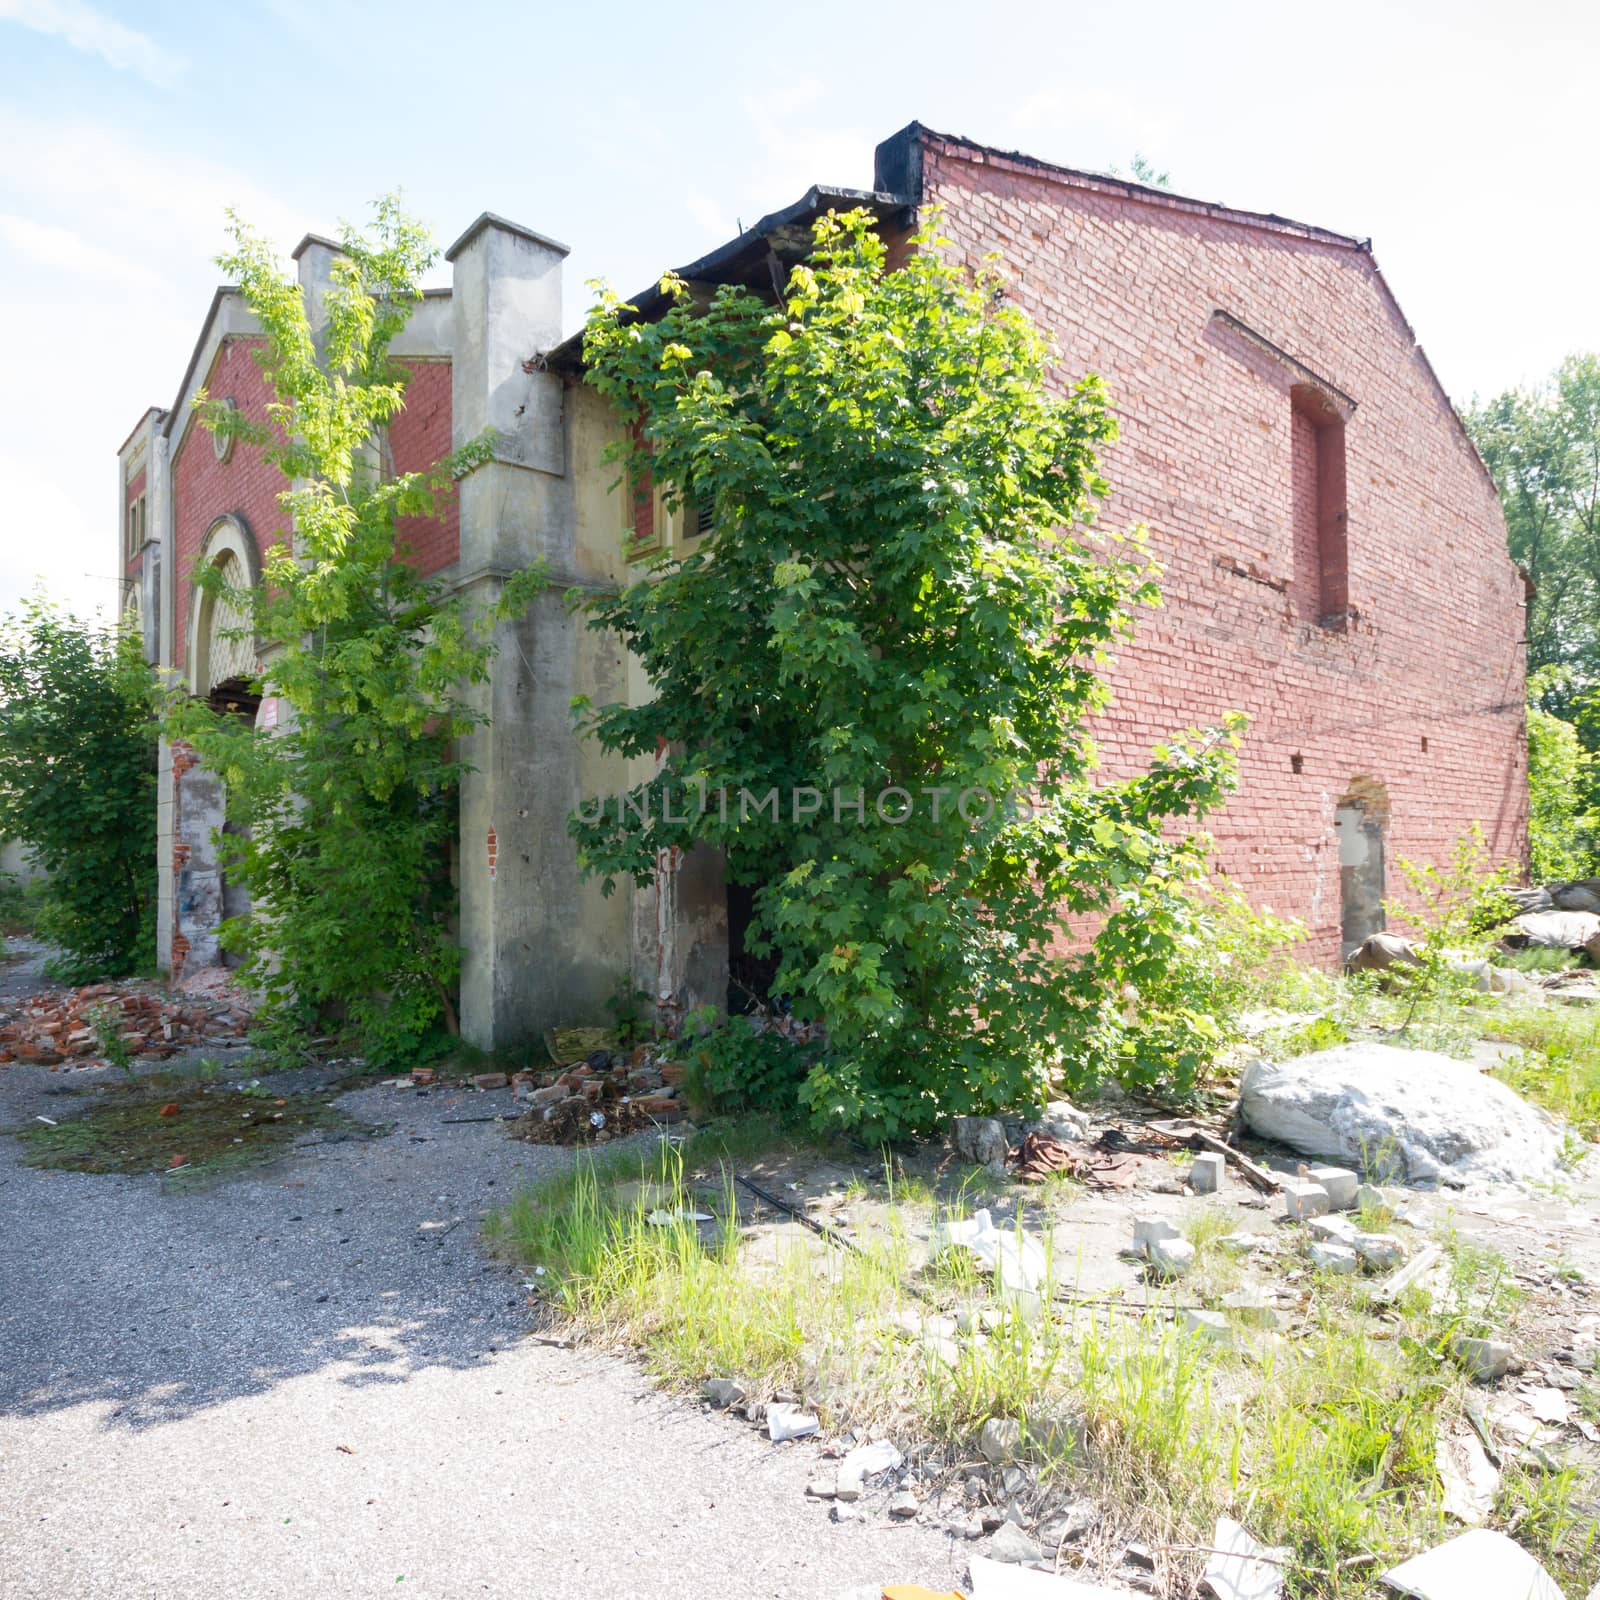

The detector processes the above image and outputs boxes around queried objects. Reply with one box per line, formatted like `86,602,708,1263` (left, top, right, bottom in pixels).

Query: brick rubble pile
0,984,251,1069
507,1045,688,1144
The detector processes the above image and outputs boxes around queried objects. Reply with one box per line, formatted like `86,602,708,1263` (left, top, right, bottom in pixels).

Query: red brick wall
172,345,458,668
389,358,459,577
920,138,1527,963
172,338,282,670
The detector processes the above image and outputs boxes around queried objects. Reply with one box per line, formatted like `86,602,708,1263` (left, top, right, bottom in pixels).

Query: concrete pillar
447,214,629,1051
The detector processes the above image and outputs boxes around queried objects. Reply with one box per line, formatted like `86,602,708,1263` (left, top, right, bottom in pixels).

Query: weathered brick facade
902,129,1526,963
120,135,1529,1036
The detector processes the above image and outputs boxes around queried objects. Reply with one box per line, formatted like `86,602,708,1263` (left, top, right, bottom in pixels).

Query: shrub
572,209,1241,1138
0,601,156,981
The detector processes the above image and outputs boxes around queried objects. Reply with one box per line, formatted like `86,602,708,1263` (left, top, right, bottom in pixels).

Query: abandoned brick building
116,122,1527,1049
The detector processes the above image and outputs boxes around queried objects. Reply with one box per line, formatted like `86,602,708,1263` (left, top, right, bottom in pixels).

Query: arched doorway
1335,775,1389,957
174,518,260,972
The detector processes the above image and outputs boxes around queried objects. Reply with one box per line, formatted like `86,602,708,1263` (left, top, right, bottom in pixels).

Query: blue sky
2,0,1596,618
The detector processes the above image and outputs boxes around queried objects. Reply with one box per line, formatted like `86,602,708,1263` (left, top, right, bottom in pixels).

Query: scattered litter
1435,1425,1499,1526
33,1115,55,1126
1524,1387,1570,1426
703,1376,747,1409
967,1557,1131,1596
930,1208,1046,1295
1380,1528,1563,1599
1200,1516,1290,1600
766,1402,819,1442
644,1208,714,1226
1373,1243,1443,1305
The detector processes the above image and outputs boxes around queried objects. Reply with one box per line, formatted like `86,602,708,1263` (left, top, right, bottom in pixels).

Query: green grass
1477,1005,1600,1139
487,1133,1593,1596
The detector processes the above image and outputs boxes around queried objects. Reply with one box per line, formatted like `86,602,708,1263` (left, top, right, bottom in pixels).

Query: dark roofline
544,184,908,373
444,211,569,263
878,121,1370,253
879,122,1497,495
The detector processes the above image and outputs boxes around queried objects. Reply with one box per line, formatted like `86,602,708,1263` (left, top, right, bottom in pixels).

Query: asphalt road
0,1056,967,1600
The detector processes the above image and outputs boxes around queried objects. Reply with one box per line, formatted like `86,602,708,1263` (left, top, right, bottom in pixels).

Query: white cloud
0,210,163,284
0,0,185,88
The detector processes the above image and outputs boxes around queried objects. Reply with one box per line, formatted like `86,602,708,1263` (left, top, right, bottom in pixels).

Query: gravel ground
0,1023,966,1598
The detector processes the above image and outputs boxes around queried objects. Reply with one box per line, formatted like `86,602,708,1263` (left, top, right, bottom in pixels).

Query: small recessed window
694,495,715,537
1290,384,1348,630
1291,752,1304,775
1421,736,1429,754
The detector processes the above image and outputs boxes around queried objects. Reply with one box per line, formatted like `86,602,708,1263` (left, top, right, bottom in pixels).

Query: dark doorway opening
726,879,781,1014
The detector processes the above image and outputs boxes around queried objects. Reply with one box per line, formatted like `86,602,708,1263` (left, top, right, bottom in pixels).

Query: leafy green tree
572,210,1242,1138
1526,668,1598,881
0,600,156,980
1467,355,1600,684
162,199,543,1066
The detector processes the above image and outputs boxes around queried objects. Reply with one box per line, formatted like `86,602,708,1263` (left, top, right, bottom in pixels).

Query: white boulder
1239,1044,1566,1187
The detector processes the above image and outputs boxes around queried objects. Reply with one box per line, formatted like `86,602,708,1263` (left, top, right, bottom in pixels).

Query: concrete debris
1307,1214,1359,1245
1221,1288,1282,1329
1305,1241,1360,1274
1037,1502,1098,1548
1451,1336,1515,1383
953,1116,1011,1175
1305,1164,1359,1210
1372,1243,1444,1305
1380,1528,1564,1600
1147,1235,1197,1279
806,1473,837,1499
931,1208,1047,1296
829,1500,859,1523
1436,1426,1500,1526
887,1489,920,1518
986,1522,1045,1566
1505,908,1600,951
1183,1308,1235,1347
1282,1181,1331,1221
702,1376,748,1409
1355,1183,1393,1213
1036,1100,1092,1143
1200,1516,1290,1600
1190,1152,1226,1193
1240,1044,1568,1187
766,1402,820,1442
1352,1232,1407,1271
0,981,251,1068
1133,1216,1182,1251
980,1417,1024,1465
1218,1232,1270,1256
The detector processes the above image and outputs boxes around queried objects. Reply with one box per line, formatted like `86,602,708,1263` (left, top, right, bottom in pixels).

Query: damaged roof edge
543,183,910,373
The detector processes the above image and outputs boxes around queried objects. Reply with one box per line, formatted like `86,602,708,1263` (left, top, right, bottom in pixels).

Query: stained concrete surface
0,1063,965,1599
